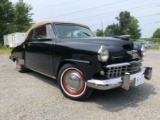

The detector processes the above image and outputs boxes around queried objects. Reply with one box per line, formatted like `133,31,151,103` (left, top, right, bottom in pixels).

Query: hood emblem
127,50,139,59
127,50,138,55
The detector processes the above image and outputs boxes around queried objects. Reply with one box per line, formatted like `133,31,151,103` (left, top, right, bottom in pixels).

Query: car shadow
25,70,156,112
26,70,58,88
86,83,156,112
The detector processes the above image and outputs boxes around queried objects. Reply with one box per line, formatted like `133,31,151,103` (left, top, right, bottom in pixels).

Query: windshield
55,24,95,38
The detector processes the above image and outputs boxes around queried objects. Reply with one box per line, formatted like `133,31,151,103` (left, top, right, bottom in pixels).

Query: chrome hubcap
65,72,83,92
62,69,85,95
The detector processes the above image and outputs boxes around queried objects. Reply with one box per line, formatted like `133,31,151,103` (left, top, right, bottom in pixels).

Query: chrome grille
105,62,141,78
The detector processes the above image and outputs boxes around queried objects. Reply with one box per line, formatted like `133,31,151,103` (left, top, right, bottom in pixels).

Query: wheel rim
61,68,86,97
16,60,21,71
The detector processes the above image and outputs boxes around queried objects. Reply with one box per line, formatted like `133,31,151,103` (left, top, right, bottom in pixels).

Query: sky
10,0,160,38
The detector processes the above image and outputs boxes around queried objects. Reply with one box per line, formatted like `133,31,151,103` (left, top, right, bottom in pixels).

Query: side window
46,24,55,38
34,25,47,39
33,24,55,40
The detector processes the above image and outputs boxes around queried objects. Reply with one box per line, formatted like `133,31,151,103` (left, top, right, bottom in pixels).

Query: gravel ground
0,50,160,120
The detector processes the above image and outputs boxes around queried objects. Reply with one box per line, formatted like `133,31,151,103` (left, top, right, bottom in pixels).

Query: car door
25,24,55,76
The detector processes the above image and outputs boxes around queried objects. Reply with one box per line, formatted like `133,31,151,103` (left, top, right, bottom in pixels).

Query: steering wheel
67,31,83,38
66,32,73,37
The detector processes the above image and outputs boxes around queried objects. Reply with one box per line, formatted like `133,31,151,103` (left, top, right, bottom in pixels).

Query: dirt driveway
0,50,160,120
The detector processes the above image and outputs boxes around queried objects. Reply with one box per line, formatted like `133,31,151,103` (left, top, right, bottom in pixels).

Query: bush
0,44,4,49
156,42,160,49
0,43,12,54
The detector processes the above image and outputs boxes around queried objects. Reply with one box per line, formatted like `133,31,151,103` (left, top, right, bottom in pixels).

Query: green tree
105,11,141,39
96,29,104,36
0,0,14,40
13,0,33,32
105,23,119,36
0,0,33,44
152,28,160,38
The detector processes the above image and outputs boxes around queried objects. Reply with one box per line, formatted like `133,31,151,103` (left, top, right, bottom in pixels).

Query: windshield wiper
82,32,91,37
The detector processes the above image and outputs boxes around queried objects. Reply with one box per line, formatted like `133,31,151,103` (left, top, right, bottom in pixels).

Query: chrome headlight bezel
141,45,146,56
98,45,109,62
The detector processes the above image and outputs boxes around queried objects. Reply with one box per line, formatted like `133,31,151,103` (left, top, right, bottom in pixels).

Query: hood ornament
114,35,130,41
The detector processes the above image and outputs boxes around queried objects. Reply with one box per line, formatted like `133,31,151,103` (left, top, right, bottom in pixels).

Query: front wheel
16,60,28,73
58,64,93,101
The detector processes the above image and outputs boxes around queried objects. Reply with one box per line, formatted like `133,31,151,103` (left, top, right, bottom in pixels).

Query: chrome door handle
23,44,25,49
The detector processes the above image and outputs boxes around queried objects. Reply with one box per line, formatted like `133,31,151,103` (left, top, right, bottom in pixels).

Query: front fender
56,58,102,80
53,40,105,80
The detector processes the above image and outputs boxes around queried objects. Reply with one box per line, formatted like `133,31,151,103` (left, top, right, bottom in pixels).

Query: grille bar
105,61,141,78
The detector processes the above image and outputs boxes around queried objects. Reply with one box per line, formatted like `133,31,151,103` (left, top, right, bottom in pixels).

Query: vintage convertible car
10,21,152,100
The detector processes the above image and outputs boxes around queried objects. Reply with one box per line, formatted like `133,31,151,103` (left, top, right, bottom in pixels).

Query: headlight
98,46,109,62
141,45,146,56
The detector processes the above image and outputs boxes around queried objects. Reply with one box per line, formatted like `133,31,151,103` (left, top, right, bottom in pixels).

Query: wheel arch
56,59,95,80
56,60,76,78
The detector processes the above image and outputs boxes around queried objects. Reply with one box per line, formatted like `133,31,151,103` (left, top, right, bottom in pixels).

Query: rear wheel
58,64,93,101
16,60,28,73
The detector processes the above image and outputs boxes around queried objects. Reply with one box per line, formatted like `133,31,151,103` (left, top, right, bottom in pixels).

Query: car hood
62,37,134,52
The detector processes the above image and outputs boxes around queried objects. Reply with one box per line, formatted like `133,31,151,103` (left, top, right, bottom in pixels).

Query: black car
10,21,152,100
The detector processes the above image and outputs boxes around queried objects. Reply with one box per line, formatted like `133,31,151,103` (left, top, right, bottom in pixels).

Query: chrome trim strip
105,60,141,68
107,63,130,68
28,67,56,79
98,45,106,54
65,59,90,64
86,67,147,90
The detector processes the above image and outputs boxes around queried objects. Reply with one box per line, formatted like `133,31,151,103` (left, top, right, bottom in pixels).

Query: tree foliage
13,0,33,32
0,0,14,38
105,23,119,36
95,29,104,36
152,28,160,38
0,0,33,43
104,11,141,39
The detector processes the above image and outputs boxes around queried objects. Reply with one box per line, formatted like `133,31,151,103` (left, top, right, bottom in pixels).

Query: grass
0,44,12,54
146,42,160,50
0,48,12,54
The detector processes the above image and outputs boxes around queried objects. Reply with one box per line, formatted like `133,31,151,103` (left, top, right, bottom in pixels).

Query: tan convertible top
23,20,86,42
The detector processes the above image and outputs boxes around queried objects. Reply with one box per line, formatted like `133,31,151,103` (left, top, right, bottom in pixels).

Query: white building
3,32,25,48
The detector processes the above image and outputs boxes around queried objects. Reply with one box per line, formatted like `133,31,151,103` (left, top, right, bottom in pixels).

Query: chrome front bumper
86,67,152,90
